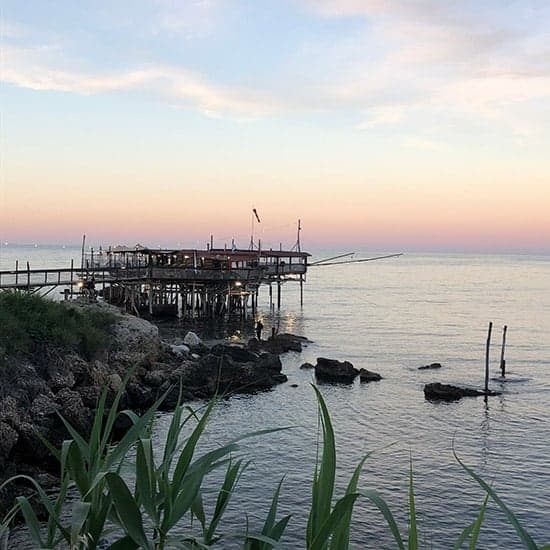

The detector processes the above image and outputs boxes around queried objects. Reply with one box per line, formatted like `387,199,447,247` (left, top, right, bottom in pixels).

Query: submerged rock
419,363,443,370
314,357,359,383
424,382,500,401
300,362,315,370
359,368,382,382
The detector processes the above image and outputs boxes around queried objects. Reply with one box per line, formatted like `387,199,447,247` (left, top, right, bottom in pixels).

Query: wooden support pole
500,325,508,377
484,321,493,393
277,280,281,309
27,262,30,290
300,274,304,307
269,283,273,308
15,260,18,286
70,259,74,299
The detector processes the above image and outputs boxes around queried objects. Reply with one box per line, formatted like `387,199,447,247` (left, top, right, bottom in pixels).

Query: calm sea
2,244,549,548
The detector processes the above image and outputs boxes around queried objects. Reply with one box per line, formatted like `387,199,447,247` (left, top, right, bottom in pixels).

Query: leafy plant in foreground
1,382,548,549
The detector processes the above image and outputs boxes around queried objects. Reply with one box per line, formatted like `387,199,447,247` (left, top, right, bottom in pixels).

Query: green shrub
0,292,115,361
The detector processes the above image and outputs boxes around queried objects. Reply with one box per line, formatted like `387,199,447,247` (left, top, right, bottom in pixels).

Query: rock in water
314,357,358,383
300,362,315,369
419,363,443,370
359,368,382,382
423,382,499,401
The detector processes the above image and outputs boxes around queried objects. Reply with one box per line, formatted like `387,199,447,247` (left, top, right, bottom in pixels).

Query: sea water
2,244,549,548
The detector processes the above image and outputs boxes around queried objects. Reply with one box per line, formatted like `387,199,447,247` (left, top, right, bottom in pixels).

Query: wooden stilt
484,321,493,393
500,325,508,377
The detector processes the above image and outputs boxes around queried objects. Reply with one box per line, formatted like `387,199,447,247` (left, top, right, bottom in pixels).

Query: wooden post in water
500,325,508,377
300,273,304,307
484,321,493,393
277,279,281,309
27,262,30,290
15,260,19,286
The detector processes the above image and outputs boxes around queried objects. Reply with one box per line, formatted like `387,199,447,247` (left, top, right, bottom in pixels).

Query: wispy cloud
3,1,550,134
1,44,279,117
298,0,550,134
151,0,226,39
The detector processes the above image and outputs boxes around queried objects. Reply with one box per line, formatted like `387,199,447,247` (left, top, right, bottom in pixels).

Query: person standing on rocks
256,320,264,340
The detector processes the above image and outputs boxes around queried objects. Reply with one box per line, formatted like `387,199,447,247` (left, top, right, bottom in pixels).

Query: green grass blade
263,478,285,536
89,387,108,466
308,385,337,547
105,473,151,550
5,475,70,543
454,523,475,549
330,454,370,550
0,503,20,549
308,493,359,550
191,490,206,531
469,493,489,550
34,430,61,463
135,438,157,522
66,439,90,494
171,399,216,492
165,468,205,532
99,368,138,455
408,460,418,550
229,426,294,445
270,515,292,544
362,489,405,550
70,502,91,547
104,391,167,471
16,497,44,548
453,449,538,550
56,412,90,461
205,460,245,544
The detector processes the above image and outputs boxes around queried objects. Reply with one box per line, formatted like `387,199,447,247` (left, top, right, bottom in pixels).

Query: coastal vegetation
1,384,547,550
0,293,115,363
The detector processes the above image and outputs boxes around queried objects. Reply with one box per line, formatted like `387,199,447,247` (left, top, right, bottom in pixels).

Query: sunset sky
1,1,549,253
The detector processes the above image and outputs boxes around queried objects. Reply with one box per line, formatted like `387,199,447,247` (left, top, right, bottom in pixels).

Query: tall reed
1,382,548,549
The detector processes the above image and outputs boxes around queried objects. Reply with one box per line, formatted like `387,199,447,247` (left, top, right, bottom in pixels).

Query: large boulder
54,389,91,434
111,311,160,354
314,358,359,383
181,352,287,397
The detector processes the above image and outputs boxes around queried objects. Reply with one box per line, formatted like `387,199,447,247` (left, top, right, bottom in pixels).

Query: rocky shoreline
0,302,306,516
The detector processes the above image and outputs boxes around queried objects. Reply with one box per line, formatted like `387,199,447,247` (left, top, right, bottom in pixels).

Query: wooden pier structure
0,247,310,318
